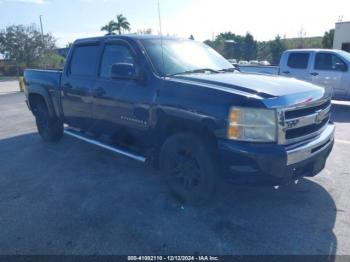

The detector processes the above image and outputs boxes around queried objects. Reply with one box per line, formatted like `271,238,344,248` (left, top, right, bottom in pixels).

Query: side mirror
335,62,347,72
111,63,138,80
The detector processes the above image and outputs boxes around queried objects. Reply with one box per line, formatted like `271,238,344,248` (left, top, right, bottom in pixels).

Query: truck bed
24,69,62,90
24,69,63,117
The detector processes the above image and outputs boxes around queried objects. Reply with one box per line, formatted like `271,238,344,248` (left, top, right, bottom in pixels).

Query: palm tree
115,14,130,35
101,20,118,35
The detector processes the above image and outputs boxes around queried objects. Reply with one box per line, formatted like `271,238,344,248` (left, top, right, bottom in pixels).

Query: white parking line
335,139,350,145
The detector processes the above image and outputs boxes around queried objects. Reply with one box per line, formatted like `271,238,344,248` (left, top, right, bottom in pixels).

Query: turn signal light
229,109,240,123
228,126,239,139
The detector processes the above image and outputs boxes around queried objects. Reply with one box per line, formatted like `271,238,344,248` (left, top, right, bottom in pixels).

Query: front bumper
218,124,335,186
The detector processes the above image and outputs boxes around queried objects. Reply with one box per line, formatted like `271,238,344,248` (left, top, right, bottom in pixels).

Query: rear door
311,52,348,98
280,52,312,82
61,42,100,130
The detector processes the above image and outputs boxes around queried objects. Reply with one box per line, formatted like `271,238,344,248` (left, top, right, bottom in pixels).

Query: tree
213,32,237,59
203,40,214,48
243,33,257,60
257,41,272,61
115,14,131,35
101,20,118,35
204,32,288,64
211,32,248,60
269,35,286,65
322,29,335,48
37,52,65,69
0,24,56,68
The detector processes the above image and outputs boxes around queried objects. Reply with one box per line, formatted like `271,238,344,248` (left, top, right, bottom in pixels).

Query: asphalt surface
0,77,19,95
0,80,350,256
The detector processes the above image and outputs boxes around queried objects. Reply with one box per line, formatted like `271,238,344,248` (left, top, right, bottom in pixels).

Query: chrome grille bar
284,104,331,130
278,99,332,145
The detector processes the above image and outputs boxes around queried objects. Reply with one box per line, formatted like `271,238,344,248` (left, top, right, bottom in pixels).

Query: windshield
339,50,350,62
140,39,234,76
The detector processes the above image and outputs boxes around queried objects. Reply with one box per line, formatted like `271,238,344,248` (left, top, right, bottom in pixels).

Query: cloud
0,0,48,4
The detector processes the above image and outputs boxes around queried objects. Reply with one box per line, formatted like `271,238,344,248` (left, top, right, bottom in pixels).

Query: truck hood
172,72,325,98
171,72,330,108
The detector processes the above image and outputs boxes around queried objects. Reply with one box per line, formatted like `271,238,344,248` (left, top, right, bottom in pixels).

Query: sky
0,0,349,47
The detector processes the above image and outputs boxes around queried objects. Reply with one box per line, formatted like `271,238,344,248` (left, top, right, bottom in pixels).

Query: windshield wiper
167,68,220,76
218,67,240,73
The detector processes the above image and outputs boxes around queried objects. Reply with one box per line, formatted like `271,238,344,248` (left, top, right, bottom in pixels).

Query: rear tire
159,132,218,205
34,102,63,142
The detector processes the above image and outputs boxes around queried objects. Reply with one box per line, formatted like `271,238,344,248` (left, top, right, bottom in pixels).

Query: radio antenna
158,0,165,78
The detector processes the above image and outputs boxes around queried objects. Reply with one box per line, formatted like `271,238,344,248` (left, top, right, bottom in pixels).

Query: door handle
310,72,319,76
92,87,106,97
282,71,290,74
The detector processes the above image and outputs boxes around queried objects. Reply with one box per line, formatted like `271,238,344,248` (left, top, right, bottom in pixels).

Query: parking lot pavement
0,88,350,256
0,78,20,95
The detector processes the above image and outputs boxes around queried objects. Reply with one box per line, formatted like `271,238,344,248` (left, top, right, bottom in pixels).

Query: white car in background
238,60,249,65
228,59,238,64
259,60,271,66
249,60,260,65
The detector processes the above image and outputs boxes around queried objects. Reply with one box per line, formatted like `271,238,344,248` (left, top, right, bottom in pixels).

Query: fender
24,68,63,119
27,84,58,118
152,106,224,142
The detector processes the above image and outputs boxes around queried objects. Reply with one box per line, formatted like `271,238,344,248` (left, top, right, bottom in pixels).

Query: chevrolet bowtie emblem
315,110,325,124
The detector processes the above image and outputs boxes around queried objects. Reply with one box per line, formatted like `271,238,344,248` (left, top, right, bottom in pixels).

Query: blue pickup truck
24,35,334,203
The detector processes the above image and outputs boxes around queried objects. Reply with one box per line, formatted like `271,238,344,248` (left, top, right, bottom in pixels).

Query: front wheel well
149,117,219,170
155,117,219,150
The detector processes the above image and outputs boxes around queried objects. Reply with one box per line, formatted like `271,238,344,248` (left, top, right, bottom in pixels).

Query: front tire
34,102,63,142
159,132,218,204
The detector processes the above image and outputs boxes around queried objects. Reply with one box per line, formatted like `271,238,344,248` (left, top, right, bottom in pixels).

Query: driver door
92,41,153,139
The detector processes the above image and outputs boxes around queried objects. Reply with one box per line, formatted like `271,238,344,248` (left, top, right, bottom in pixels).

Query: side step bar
64,129,147,163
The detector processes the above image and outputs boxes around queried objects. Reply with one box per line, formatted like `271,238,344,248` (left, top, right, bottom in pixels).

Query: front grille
286,118,329,140
279,99,331,144
285,100,331,119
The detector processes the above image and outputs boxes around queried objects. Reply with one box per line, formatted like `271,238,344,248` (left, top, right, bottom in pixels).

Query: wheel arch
154,108,219,149
28,89,56,117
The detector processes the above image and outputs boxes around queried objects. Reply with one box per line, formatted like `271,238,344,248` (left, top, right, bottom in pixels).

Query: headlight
228,107,277,142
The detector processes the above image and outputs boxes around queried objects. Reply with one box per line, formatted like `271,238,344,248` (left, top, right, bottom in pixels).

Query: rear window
70,45,99,76
287,53,310,69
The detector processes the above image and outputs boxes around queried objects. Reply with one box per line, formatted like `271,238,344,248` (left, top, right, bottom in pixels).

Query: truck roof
74,34,182,44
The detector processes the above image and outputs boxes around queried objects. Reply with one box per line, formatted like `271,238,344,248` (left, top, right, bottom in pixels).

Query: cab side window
315,53,348,71
287,53,310,69
100,44,135,78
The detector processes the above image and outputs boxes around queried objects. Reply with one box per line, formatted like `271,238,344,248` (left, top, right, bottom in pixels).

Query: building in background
333,21,350,52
